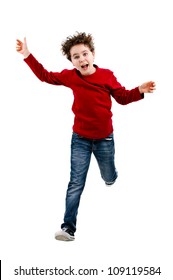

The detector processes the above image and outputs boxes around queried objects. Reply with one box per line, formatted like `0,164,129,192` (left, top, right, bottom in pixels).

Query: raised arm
16,38,71,86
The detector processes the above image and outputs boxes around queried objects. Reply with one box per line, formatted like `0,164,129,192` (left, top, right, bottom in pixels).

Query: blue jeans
61,132,118,233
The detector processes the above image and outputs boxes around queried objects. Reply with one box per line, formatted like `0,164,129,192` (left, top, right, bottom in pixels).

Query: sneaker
105,181,115,186
55,227,75,241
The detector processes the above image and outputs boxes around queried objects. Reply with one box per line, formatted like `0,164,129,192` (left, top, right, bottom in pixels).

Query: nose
79,55,84,63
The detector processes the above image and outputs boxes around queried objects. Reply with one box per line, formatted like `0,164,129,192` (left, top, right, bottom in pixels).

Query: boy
16,32,156,241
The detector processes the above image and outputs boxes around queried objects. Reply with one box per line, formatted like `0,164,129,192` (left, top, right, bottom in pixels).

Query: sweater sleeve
24,54,70,86
110,73,144,105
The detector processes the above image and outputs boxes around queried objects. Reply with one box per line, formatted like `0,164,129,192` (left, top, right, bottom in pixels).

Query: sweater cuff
24,53,32,62
137,87,144,99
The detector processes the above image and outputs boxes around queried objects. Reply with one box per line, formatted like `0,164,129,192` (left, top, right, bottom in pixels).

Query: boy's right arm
16,38,69,86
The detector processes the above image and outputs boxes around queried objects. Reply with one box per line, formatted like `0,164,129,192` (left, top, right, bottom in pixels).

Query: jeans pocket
104,133,113,141
72,132,84,145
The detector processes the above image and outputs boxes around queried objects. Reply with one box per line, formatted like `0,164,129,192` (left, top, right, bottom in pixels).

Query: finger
16,39,23,44
149,88,155,92
151,81,156,87
16,47,22,52
16,41,23,48
16,43,21,48
16,42,22,47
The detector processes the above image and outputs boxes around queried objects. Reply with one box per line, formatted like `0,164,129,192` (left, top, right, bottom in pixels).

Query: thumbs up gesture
16,37,30,58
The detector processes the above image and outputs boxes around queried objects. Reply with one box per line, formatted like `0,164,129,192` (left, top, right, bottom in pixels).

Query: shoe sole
55,230,75,241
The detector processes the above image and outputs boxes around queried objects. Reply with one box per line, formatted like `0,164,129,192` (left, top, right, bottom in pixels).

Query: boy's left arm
111,75,156,105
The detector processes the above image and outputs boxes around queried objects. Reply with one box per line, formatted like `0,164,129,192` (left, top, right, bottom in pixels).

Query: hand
16,37,30,58
139,81,156,94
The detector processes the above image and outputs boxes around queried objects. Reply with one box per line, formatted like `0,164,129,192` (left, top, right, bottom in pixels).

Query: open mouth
81,64,89,70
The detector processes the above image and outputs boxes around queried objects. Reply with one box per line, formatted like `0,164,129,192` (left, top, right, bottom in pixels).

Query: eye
83,52,88,57
74,55,79,59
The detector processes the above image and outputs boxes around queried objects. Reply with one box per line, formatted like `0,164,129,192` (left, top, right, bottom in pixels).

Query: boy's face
70,44,95,76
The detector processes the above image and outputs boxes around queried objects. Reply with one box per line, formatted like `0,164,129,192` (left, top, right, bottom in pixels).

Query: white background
0,0,172,279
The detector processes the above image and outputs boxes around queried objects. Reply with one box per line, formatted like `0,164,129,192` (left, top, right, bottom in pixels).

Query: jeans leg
61,133,92,232
93,134,118,185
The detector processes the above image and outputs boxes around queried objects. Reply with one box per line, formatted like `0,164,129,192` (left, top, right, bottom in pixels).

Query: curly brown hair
61,32,95,61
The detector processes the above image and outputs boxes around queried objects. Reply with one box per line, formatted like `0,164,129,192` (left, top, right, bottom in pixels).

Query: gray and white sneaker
55,228,75,241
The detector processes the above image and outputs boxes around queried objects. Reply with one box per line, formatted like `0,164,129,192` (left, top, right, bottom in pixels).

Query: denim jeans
61,132,118,233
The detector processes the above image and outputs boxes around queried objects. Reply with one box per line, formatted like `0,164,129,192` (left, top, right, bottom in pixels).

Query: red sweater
24,54,144,139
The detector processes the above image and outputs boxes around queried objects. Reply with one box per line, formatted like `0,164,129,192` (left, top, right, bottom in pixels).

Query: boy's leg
61,133,92,233
93,133,118,185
